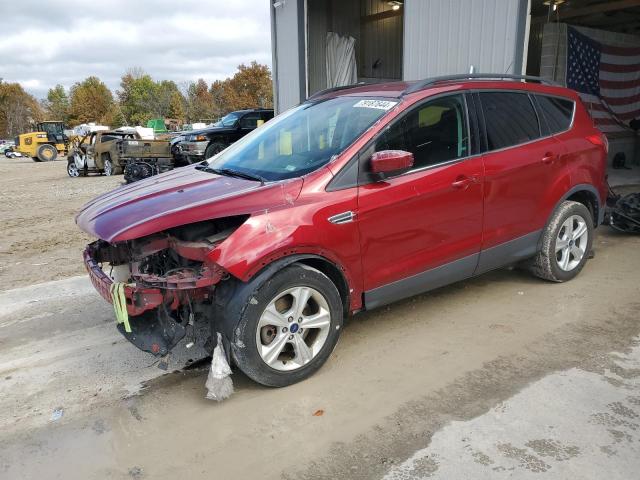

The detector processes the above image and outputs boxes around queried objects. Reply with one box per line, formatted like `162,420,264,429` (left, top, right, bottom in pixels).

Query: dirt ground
1,155,639,479
0,157,121,291
0,228,639,479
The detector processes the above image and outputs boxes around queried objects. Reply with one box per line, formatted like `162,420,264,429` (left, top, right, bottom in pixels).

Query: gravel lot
0,157,121,291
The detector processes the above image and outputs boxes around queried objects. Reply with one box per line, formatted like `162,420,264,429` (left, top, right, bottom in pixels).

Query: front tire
231,264,343,387
36,144,57,162
205,142,226,159
67,160,80,177
529,200,594,282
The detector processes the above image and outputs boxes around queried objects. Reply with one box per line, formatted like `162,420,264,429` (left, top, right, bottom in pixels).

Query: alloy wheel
256,286,332,371
555,214,588,271
67,162,79,177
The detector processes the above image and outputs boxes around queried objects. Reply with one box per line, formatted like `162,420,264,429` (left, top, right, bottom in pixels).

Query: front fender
208,206,362,311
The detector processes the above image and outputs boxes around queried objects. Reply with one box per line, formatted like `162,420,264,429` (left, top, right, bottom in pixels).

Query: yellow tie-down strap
110,282,131,333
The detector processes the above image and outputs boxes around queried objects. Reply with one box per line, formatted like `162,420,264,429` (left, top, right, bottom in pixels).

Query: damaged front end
84,216,247,357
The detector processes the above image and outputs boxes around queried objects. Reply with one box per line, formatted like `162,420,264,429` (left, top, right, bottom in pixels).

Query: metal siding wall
272,0,305,112
403,0,525,80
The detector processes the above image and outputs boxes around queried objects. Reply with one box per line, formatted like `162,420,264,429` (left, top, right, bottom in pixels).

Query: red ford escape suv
77,74,607,387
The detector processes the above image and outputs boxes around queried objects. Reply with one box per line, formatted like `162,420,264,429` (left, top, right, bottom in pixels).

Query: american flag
566,26,639,136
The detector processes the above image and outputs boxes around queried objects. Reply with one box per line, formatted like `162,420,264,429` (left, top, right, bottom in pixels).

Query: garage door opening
306,0,404,97
526,0,640,182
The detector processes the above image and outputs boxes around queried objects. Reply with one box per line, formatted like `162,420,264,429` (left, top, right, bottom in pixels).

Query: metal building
270,0,530,113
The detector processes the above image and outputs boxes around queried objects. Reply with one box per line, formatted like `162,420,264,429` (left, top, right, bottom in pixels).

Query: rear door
357,93,484,308
475,90,567,274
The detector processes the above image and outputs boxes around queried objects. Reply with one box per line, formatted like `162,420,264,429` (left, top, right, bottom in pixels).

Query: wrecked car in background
67,129,172,182
77,75,607,389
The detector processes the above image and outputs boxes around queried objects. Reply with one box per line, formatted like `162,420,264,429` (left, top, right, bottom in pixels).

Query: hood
186,125,234,137
76,165,304,243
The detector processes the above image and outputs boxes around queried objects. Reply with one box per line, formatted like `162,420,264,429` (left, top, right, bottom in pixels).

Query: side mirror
370,150,414,176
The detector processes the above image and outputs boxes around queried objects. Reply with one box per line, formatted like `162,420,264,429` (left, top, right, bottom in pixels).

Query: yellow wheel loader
15,121,68,162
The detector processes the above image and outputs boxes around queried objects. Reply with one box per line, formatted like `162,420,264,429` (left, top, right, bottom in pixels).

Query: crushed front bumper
83,247,164,317
83,240,225,356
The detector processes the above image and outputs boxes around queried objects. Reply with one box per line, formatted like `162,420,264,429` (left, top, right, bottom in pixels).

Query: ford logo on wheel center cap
290,323,299,333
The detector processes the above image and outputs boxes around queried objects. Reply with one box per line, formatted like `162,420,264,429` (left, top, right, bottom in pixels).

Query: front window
206,97,397,181
375,94,469,171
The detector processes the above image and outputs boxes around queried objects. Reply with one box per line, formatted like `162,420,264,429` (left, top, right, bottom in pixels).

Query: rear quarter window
480,92,540,151
535,95,574,134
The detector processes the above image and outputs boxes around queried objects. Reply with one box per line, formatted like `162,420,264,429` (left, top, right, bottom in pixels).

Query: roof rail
402,73,557,96
307,82,368,100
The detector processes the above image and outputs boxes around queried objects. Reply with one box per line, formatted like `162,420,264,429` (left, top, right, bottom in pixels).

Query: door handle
451,175,473,189
542,152,557,165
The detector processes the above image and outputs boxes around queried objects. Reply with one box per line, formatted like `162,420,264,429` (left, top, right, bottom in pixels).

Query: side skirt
364,253,479,310
474,230,542,276
363,230,542,311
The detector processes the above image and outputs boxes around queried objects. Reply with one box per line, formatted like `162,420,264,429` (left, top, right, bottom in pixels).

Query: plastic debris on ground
205,333,234,401
51,408,64,421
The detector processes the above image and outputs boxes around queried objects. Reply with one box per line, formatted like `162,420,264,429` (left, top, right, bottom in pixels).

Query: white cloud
0,0,271,98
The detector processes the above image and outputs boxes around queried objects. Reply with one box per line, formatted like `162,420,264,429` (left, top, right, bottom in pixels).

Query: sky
0,0,272,99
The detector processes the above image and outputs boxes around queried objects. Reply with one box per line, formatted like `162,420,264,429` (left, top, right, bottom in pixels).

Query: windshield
219,113,240,127
206,97,397,181
39,123,63,136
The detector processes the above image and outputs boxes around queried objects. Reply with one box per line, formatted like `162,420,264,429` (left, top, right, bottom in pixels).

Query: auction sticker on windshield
353,99,398,110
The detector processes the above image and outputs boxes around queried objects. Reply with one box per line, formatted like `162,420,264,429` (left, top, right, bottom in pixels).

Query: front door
357,94,484,309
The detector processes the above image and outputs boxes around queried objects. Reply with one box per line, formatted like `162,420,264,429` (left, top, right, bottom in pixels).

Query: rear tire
36,144,57,162
103,158,114,176
529,200,594,282
231,264,343,387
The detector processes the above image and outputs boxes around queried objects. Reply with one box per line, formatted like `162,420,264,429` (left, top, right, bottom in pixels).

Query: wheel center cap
290,323,299,333
569,239,574,247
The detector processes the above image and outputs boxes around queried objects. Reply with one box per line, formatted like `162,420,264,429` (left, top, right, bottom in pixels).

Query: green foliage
44,84,69,122
118,70,186,125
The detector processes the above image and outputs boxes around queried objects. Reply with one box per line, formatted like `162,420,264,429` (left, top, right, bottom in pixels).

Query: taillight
587,133,608,153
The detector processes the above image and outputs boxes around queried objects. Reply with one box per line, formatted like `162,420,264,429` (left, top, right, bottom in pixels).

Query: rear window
480,92,540,151
535,95,574,134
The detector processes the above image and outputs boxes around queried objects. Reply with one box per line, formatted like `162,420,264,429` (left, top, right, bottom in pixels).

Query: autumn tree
167,90,186,121
210,62,273,115
44,84,69,122
68,76,114,125
0,80,44,138
186,79,214,122
156,80,183,118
